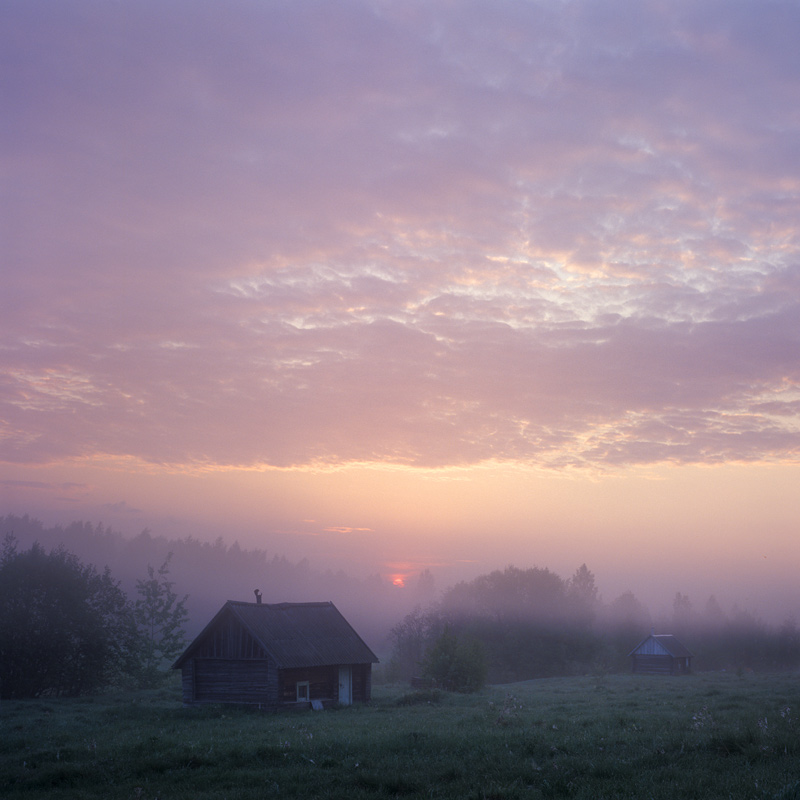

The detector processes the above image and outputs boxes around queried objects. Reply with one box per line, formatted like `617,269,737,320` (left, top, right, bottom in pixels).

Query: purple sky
2,0,800,617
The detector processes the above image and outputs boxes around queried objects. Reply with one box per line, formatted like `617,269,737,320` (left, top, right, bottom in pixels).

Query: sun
392,576,406,588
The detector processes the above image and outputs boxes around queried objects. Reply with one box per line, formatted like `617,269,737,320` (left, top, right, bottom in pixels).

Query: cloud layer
3,0,800,471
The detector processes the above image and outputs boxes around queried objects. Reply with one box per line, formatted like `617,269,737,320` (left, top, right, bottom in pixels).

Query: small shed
629,633,693,675
173,599,379,708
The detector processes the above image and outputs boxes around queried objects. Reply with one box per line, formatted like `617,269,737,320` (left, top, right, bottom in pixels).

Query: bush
423,627,487,693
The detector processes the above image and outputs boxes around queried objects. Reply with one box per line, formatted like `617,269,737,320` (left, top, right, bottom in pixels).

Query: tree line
0,514,424,648
386,564,800,691
0,535,188,698
4,515,799,698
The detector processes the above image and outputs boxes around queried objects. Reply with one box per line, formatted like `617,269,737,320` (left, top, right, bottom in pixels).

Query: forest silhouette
2,514,798,694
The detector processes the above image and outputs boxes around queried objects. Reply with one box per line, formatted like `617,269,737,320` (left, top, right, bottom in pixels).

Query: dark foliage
386,605,433,683
422,627,487,692
437,565,602,682
0,514,416,648
388,565,800,685
0,535,138,698
656,604,800,673
132,553,189,688
388,565,602,684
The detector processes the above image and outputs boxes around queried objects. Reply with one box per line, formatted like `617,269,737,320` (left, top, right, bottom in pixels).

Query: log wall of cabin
279,666,336,703
352,663,372,702
191,657,273,704
276,663,373,703
180,611,281,705
631,654,674,675
194,613,266,660
180,663,193,704
177,609,376,706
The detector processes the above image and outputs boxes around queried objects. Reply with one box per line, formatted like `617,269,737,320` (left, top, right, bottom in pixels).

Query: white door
338,666,352,705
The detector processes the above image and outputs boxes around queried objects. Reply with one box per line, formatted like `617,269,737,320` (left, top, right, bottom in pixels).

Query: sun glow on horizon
3,0,800,631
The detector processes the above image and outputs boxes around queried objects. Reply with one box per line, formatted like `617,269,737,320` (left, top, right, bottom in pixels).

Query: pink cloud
2,0,799,473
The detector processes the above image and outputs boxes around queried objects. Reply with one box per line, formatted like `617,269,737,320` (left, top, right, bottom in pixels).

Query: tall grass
2,672,799,798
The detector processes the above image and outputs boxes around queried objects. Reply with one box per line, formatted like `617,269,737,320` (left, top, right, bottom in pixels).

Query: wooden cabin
173,599,379,708
629,633,693,675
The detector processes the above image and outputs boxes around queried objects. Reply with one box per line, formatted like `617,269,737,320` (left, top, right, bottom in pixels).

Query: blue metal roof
628,633,693,658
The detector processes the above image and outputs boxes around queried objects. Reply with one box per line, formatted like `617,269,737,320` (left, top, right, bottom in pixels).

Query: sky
2,0,800,620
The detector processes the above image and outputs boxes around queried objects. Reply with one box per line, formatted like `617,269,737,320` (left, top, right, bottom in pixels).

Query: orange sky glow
2,0,800,623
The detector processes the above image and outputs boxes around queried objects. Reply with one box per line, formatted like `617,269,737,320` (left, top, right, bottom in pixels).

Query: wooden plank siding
277,663,373,704
629,634,693,675
193,613,267,660
353,663,371,703
180,663,193,703
181,661,372,707
631,654,674,675
194,658,272,704
279,666,336,704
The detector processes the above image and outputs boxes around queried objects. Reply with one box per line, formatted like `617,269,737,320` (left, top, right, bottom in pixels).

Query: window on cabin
296,681,310,701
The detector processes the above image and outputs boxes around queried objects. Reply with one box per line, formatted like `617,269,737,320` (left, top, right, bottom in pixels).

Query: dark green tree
387,605,433,683
440,565,566,624
436,565,576,680
672,592,693,634
133,553,189,687
0,535,137,698
423,627,487,693
567,564,599,629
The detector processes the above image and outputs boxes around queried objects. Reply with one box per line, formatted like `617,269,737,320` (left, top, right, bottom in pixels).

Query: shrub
423,627,487,693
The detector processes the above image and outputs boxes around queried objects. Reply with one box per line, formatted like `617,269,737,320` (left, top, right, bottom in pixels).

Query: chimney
254,589,262,604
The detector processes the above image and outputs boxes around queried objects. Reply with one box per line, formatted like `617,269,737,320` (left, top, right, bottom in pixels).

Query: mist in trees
0,535,139,697
0,534,193,698
0,514,425,659
387,563,800,685
387,565,597,683
3,514,799,696
132,554,189,689
0,514,421,698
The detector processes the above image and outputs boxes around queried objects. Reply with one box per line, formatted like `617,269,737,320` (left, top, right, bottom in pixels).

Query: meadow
2,672,799,799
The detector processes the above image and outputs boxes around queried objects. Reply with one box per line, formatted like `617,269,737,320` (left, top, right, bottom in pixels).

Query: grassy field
2,672,799,799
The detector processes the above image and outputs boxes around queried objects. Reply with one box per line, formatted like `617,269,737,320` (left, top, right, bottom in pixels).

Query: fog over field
2,1,800,633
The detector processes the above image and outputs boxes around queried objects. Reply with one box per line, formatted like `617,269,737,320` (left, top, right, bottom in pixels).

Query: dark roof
173,601,379,669
628,633,693,658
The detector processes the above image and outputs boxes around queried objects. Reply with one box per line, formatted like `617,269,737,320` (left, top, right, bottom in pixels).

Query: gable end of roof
173,600,379,670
